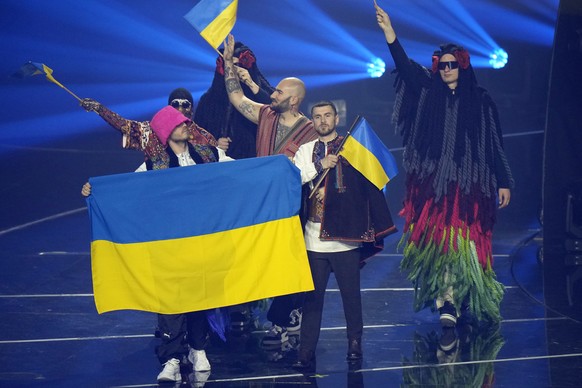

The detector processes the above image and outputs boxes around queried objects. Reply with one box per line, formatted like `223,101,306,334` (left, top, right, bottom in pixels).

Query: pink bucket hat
150,106,190,145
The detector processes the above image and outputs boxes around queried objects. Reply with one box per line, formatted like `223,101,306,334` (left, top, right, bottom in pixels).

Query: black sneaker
264,340,293,362
438,301,457,327
260,325,289,348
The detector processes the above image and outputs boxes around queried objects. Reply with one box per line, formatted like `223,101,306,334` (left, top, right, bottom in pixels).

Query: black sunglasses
170,99,192,109
438,61,459,70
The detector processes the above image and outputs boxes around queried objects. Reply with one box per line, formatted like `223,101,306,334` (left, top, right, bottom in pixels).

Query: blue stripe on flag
87,155,301,244
184,0,236,31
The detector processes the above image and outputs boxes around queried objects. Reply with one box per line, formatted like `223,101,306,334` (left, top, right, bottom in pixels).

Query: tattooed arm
223,34,264,124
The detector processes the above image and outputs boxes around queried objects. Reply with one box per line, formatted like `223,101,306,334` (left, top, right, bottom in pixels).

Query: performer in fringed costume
375,3,513,327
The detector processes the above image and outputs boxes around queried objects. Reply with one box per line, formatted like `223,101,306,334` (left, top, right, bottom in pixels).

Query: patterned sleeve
191,123,218,147
95,104,151,151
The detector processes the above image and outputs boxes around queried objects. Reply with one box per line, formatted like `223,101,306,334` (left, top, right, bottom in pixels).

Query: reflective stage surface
1,209,581,387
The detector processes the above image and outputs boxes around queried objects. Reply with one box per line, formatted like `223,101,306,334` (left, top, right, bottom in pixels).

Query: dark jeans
155,311,209,364
299,249,362,354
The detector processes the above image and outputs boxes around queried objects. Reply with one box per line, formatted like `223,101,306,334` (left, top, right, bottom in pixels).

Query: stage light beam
489,48,509,69
367,57,386,78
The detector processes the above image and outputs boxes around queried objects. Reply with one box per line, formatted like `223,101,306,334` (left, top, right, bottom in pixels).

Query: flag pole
37,63,83,102
308,115,361,199
45,74,82,102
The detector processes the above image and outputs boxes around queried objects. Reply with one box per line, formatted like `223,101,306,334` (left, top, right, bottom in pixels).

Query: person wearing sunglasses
79,99,239,383
374,1,514,348
81,105,226,384
79,88,232,168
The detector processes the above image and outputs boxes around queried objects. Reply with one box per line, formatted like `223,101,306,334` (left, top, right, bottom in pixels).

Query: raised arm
374,0,396,44
374,1,426,91
80,98,148,150
223,34,264,124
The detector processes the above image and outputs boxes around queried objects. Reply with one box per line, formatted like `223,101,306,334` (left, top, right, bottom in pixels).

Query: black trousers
155,311,209,364
299,249,363,354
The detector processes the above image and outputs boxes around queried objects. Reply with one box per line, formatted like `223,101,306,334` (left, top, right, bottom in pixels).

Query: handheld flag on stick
184,0,238,50
340,117,398,189
12,61,82,101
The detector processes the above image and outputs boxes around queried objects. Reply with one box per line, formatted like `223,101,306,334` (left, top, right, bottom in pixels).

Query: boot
292,349,315,370
346,338,362,361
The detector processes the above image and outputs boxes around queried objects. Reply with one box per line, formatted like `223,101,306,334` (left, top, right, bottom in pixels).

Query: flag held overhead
184,0,238,49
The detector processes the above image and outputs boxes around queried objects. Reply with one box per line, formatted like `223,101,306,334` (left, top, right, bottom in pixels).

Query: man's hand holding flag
309,116,398,198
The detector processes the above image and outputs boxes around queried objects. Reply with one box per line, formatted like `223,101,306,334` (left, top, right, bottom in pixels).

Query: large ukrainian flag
340,117,398,189
87,155,313,314
184,0,238,49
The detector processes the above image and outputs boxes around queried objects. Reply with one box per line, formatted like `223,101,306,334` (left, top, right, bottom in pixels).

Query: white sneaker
188,348,211,372
157,358,181,383
188,370,211,387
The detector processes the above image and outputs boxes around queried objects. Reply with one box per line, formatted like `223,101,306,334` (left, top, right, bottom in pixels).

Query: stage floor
1,209,581,387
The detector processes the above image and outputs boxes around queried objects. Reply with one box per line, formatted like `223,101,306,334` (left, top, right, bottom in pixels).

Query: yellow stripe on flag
199,0,238,49
341,136,390,189
91,216,313,314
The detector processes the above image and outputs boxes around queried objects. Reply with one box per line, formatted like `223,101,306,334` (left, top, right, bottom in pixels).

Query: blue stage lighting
489,48,509,69
367,57,386,78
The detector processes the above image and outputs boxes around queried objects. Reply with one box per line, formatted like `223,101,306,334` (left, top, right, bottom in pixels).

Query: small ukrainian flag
184,0,238,49
340,118,398,189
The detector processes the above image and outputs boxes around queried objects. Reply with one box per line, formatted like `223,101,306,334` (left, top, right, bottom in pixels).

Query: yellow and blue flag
184,0,238,49
11,61,47,79
12,61,63,87
12,61,81,101
87,155,313,314
340,118,398,189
